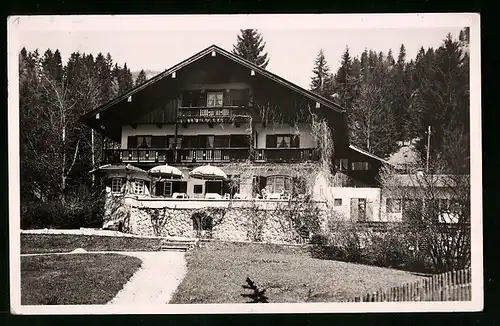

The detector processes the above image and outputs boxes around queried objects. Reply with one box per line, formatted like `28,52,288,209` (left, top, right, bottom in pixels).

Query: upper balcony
177,106,250,124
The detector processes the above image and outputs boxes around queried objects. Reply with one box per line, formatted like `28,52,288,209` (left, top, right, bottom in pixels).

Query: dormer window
207,92,223,107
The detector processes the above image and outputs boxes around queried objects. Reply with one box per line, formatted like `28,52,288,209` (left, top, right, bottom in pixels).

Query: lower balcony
102,148,320,165
103,149,175,164
254,148,320,163
102,148,250,164
177,148,250,163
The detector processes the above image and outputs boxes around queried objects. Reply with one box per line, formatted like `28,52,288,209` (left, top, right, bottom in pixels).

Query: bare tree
379,162,470,273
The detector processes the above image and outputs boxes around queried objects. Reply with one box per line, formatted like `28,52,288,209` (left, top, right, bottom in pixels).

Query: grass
21,234,162,254
21,253,142,305
170,241,426,303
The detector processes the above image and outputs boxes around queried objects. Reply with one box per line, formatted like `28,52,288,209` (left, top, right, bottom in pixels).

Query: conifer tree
333,46,354,109
310,49,334,98
135,69,147,86
232,29,270,69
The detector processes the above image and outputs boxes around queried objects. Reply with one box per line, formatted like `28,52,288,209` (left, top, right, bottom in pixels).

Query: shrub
310,217,437,274
21,188,104,229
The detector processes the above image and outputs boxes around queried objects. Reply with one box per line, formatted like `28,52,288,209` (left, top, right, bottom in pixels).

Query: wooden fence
345,268,471,302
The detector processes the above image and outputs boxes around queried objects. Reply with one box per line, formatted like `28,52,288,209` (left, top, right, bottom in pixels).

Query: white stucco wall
121,125,176,149
177,123,250,136
121,123,254,148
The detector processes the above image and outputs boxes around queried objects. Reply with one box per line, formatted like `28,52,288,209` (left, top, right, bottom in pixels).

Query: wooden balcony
103,149,175,164
177,106,249,124
103,148,320,165
254,148,320,163
177,148,250,163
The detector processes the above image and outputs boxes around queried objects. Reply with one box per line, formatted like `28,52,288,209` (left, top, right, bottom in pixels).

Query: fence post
452,270,457,300
458,270,463,301
440,272,444,301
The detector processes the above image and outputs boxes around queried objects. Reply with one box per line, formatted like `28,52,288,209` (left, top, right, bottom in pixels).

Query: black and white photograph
7,13,482,314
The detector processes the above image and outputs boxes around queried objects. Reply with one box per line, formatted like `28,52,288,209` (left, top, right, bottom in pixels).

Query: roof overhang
349,145,395,166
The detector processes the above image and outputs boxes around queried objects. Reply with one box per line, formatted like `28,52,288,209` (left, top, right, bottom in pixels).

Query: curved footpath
107,251,187,305
21,250,187,305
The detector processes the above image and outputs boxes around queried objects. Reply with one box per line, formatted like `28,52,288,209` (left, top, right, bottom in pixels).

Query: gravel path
22,250,188,304
107,251,187,305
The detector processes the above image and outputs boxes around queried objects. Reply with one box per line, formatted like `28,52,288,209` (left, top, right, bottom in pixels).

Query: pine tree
310,49,334,98
333,46,354,109
232,29,270,69
135,69,147,86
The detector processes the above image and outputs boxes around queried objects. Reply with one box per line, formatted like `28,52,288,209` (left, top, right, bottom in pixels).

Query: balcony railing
254,148,320,163
103,148,319,164
177,148,250,163
177,106,249,122
104,149,175,164
103,148,250,164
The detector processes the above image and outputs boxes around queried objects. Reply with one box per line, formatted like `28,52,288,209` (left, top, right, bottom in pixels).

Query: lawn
170,241,426,303
21,253,142,305
21,234,162,254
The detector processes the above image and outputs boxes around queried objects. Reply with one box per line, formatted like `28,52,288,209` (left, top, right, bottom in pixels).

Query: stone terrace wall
122,197,328,244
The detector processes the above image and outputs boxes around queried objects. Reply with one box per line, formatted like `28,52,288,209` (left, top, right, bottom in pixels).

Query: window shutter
223,89,232,106
151,136,166,148
291,135,300,148
155,181,165,196
127,136,137,148
198,90,207,107
179,181,187,194
350,198,359,221
266,135,277,148
260,176,267,192
199,135,208,149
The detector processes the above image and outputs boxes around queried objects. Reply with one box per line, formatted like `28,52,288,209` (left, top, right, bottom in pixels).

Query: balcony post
174,99,179,163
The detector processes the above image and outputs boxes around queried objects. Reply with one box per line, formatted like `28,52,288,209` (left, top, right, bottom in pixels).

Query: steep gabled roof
80,44,345,122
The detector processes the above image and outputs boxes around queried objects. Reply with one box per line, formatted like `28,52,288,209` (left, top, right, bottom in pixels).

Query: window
334,198,342,206
164,182,173,196
207,92,223,107
193,184,203,194
266,134,300,148
167,136,181,149
266,176,292,193
335,159,349,171
386,198,402,213
137,136,152,148
111,178,123,193
277,135,291,148
351,161,369,171
134,180,145,195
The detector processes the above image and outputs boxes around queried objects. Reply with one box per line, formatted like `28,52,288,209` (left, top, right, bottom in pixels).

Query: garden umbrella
188,164,227,180
89,164,148,175
148,164,184,179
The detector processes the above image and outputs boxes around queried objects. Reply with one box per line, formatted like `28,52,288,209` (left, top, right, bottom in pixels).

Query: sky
10,14,473,89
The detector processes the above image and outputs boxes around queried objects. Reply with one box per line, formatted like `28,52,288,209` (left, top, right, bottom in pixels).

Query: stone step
161,237,197,244
160,246,189,252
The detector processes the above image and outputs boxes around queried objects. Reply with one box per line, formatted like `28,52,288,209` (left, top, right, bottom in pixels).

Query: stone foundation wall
121,197,328,244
